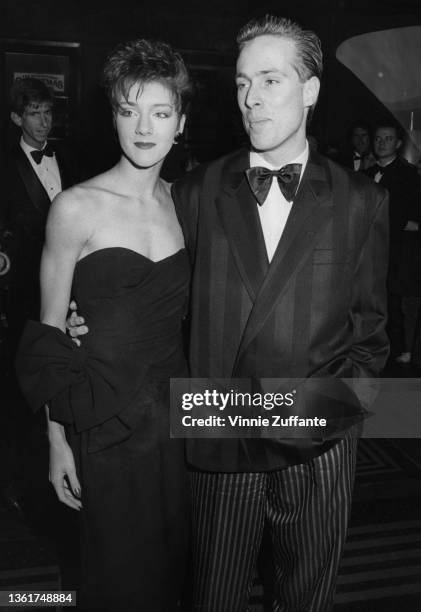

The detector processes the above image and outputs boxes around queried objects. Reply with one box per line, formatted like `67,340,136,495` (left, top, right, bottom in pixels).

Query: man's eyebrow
235,69,282,79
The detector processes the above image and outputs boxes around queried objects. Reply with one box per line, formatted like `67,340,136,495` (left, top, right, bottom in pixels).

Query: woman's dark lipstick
134,142,156,149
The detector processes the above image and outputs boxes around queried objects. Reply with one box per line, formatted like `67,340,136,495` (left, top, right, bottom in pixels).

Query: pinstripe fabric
191,436,357,612
268,435,357,611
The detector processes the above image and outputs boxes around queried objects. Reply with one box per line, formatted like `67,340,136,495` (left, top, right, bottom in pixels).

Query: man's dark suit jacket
366,157,420,295
2,141,79,329
173,148,389,472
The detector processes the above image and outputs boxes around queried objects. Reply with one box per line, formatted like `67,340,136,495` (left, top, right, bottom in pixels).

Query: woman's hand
49,433,82,511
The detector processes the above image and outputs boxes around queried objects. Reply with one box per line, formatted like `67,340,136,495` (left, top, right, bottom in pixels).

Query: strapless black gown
16,247,190,611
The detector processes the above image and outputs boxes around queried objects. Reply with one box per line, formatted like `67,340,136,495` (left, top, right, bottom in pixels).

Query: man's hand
66,300,88,346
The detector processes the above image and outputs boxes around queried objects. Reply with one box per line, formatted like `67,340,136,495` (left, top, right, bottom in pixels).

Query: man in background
367,122,420,363
341,120,376,171
1,77,79,519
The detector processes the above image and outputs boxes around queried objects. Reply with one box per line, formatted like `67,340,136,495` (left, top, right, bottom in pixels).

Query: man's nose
40,113,50,127
244,84,261,108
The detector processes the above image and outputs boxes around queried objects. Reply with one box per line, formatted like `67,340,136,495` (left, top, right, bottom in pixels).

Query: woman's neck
113,156,163,199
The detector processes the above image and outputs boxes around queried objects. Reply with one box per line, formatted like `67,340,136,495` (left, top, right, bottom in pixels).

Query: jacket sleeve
171,165,207,263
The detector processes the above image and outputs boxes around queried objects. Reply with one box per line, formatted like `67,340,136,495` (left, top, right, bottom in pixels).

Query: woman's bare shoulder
51,170,118,216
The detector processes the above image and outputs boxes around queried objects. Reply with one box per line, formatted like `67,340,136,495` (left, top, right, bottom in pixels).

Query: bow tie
30,144,54,165
245,164,302,206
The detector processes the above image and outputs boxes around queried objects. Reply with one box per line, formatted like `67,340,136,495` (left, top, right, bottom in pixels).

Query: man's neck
21,135,47,151
254,140,308,168
377,155,397,168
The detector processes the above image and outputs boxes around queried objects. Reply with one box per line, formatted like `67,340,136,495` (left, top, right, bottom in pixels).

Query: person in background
1,78,80,521
341,119,376,171
366,122,420,364
4,78,79,340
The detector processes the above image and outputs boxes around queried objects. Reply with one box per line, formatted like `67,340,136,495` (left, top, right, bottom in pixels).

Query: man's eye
236,82,247,91
265,79,278,86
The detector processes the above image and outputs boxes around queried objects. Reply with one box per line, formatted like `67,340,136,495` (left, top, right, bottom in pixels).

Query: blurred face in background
374,127,401,165
11,101,53,149
351,127,371,156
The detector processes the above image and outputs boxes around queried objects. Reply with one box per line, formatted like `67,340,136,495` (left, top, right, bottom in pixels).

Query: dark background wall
1,0,420,174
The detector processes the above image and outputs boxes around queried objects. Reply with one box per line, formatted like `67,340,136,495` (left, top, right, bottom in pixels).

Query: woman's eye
119,109,133,117
155,112,170,118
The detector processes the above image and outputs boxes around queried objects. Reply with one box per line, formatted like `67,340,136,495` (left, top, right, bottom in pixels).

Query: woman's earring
173,132,182,144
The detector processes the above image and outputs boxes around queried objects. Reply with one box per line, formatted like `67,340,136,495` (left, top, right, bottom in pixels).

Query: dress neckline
75,247,186,268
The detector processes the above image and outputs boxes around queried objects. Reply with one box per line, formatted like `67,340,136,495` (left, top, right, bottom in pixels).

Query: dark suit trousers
190,436,357,612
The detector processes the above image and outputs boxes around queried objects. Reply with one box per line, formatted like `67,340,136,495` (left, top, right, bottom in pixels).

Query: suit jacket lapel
234,150,335,369
215,149,268,301
54,146,67,190
15,146,51,214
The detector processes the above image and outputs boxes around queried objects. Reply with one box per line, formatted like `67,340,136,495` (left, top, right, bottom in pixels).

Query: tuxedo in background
339,121,376,172
0,137,79,517
366,156,420,356
3,139,79,342
174,145,389,610
340,150,376,172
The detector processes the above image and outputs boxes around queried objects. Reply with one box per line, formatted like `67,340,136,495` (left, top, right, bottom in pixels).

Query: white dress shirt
20,136,62,202
250,142,309,262
353,154,362,172
374,155,396,183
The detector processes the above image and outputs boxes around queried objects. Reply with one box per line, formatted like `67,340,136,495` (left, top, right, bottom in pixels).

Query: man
172,16,389,611
341,120,376,171
1,78,79,519
366,123,420,363
3,78,79,339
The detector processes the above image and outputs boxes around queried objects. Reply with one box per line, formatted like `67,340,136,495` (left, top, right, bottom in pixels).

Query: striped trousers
190,436,357,612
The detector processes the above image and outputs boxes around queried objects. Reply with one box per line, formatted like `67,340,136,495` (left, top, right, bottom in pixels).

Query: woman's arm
41,188,91,510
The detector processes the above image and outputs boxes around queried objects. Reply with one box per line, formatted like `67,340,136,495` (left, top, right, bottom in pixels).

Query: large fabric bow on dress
16,320,158,452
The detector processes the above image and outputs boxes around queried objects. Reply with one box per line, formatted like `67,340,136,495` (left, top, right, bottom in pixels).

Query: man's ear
10,111,22,128
396,138,402,150
303,76,320,109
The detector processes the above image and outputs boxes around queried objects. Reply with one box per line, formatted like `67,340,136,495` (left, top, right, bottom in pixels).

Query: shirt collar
20,136,48,156
249,141,309,177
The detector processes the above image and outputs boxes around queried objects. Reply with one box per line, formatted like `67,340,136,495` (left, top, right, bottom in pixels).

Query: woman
17,39,191,611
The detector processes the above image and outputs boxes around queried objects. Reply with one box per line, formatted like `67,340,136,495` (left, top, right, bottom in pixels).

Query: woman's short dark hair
10,78,53,116
103,39,192,115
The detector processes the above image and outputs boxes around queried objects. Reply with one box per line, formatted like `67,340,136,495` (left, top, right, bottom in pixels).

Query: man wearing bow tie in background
366,123,420,364
173,15,389,611
4,77,79,340
341,120,376,172
1,78,79,520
